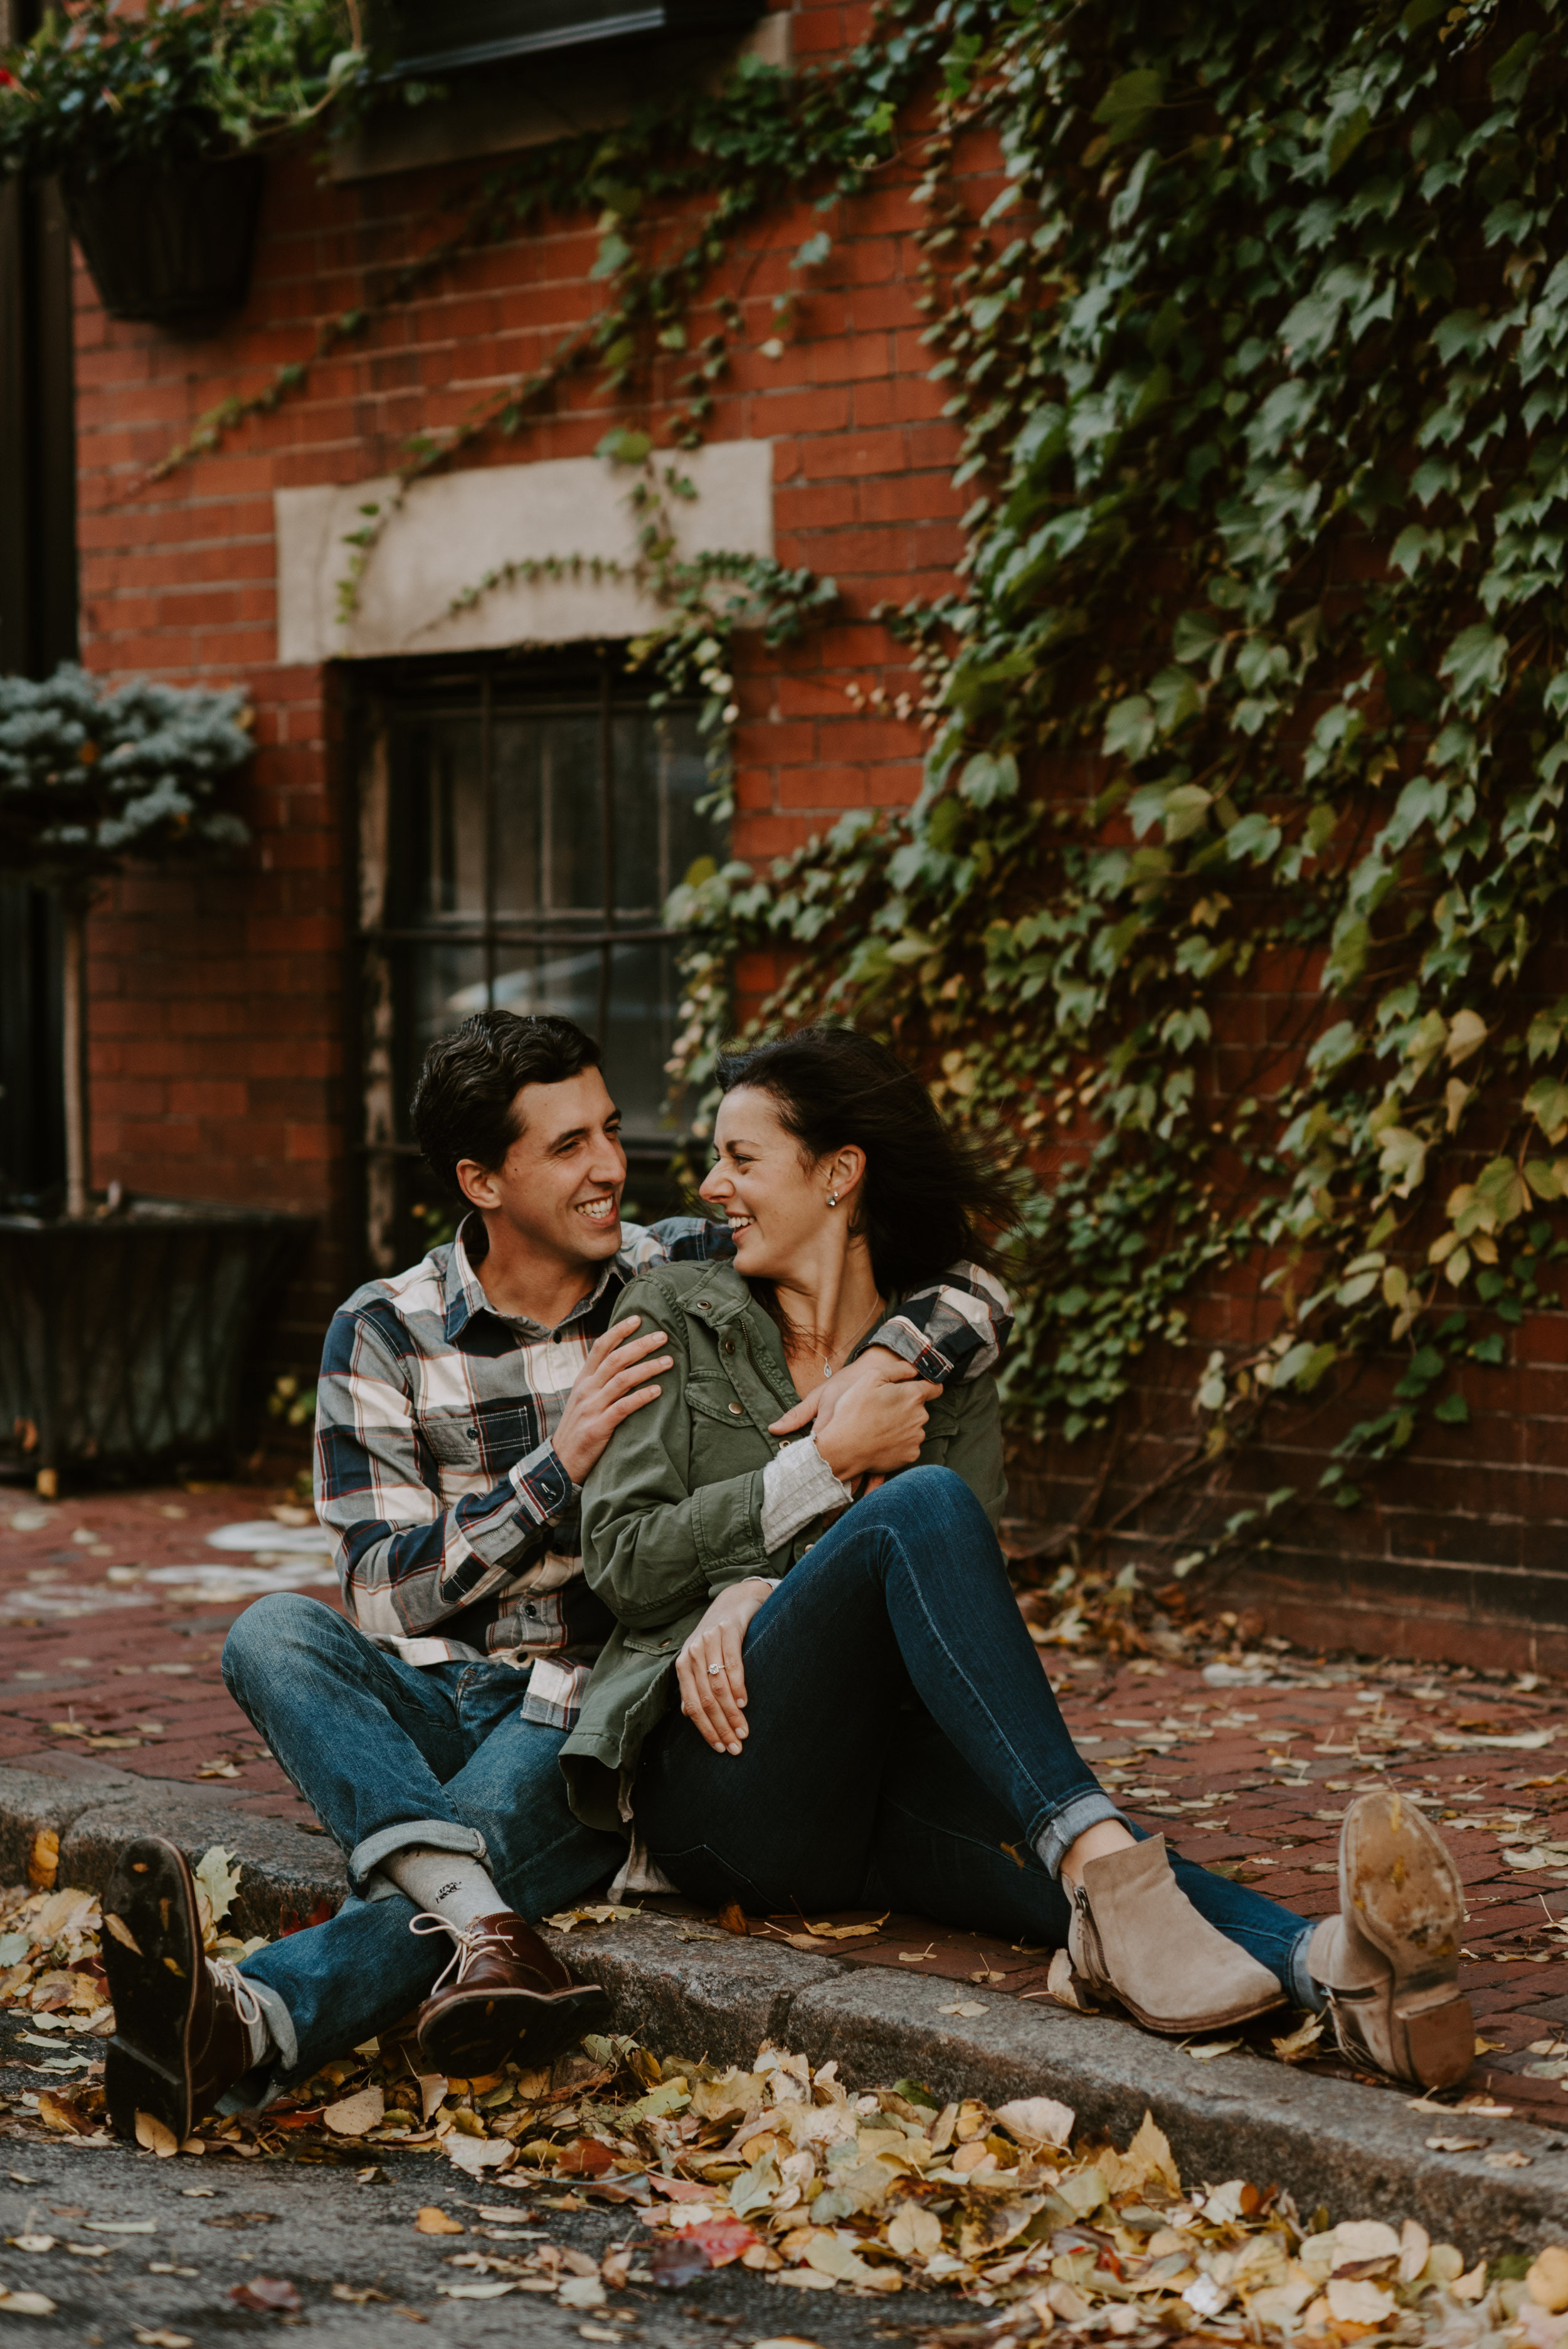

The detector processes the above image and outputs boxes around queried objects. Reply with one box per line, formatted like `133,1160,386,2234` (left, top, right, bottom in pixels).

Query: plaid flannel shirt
315,1213,1010,1730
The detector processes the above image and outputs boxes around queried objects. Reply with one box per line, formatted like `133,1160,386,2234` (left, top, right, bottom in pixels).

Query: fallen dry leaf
1041,1946,1097,2010
230,2277,303,2315
1185,2039,1242,2061
135,2110,179,2159
413,2207,464,2235
0,2288,58,2318
995,2095,1074,2147
34,2090,84,2134
193,1847,243,1930
1271,2013,1326,2062
322,2086,384,2137
27,1830,58,1892
130,2333,188,2348
936,1999,987,2018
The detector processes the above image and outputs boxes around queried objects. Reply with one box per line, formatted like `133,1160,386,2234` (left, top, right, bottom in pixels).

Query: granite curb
0,1757,1562,2255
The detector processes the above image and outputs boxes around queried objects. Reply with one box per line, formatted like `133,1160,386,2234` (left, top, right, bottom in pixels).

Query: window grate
351,650,722,1270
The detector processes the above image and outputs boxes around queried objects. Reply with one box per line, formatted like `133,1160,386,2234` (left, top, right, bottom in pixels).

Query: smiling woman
567,1026,1477,2093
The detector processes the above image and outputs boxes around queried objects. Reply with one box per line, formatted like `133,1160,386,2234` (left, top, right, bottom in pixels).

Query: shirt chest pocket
687,1377,771,1479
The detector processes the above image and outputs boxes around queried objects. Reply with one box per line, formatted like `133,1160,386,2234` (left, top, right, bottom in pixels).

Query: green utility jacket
560,1259,1005,1831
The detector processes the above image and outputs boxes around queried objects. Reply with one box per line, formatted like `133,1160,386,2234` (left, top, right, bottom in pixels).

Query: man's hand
677,1579,773,1754
553,1317,672,1486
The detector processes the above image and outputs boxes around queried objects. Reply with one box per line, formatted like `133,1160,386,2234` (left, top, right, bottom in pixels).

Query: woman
562,1027,1472,2089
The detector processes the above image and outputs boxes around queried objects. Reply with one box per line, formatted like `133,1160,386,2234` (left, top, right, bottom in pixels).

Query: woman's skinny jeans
635,1466,1321,2009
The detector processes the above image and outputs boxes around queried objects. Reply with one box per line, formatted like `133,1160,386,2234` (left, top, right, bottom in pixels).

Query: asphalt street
0,2039,928,2349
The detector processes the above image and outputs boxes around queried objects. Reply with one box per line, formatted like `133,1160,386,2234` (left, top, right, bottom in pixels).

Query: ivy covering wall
115,0,1568,1531
669,0,1568,1534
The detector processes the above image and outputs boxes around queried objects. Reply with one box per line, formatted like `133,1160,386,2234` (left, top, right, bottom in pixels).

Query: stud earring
827,1191,839,1207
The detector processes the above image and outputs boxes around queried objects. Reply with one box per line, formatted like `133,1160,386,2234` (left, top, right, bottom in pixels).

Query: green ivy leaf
1091,67,1165,149
1103,696,1156,761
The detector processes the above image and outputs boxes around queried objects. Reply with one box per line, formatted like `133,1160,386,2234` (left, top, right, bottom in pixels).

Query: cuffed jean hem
1288,1922,1326,2013
349,1817,489,1901
1032,1788,1127,1880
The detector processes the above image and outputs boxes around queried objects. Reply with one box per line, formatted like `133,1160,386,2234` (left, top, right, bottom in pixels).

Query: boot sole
1340,1790,1471,2088
1115,1984,1287,2036
1343,1789,1465,1982
417,1981,612,2079
101,1838,202,2145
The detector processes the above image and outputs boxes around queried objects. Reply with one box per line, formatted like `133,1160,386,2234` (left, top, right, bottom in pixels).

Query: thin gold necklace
819,1295,884,1382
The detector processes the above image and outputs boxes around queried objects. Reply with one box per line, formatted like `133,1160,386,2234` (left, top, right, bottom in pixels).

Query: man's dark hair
714,1022,1021,1294
411,1011,601,1190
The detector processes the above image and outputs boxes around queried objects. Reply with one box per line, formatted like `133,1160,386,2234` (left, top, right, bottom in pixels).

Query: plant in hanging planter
0,0,373,324
0,662,253,1219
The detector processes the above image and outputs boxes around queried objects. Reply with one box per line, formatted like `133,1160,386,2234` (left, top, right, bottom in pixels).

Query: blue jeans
635,1468,1320,2007
220,1595,625,2087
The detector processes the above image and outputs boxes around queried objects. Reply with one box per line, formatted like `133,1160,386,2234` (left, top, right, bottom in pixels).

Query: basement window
355,652,721,1271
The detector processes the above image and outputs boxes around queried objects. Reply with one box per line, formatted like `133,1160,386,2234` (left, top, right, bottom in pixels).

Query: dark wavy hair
411,1011,600,1189
714,1024,1020,1294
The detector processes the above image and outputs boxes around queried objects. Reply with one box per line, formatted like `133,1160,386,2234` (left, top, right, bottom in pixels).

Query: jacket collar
679,1262,756,1332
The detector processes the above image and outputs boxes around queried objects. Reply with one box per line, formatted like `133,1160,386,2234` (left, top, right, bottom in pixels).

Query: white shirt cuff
761,1436,853,1552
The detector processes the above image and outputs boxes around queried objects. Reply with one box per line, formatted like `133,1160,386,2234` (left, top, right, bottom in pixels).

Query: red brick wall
72,0,992,1365
68,2,1568,1656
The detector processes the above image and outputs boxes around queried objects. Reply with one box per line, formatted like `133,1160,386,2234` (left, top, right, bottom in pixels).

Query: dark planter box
61,154,265,326
0,1197,310,1481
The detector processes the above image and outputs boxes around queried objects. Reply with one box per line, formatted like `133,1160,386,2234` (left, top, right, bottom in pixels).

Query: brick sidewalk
2,1483,1565,2129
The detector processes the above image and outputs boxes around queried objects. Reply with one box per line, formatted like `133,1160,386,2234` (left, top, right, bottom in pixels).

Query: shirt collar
444,1212,624,1344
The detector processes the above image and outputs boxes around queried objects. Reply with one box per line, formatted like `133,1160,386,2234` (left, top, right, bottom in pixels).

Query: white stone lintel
273,440,775,667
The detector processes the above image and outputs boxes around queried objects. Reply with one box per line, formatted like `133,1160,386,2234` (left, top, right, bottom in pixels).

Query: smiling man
99,1011,1011,2148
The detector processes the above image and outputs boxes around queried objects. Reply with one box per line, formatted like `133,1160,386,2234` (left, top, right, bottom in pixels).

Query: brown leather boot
1308,1789,1473,2088
1067,1834,1286,2034
102,1837,262,2144
413,1911,611,2077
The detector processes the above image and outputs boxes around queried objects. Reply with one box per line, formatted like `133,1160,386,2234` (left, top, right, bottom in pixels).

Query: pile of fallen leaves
2,1862,1567,2344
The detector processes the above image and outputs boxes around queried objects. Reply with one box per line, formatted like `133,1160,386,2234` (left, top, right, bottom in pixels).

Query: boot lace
410,1912,512,1994
209,1954,263,2031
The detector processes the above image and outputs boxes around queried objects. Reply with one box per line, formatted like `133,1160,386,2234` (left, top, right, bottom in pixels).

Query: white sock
243,2002,271,2069
383,1847,505,1932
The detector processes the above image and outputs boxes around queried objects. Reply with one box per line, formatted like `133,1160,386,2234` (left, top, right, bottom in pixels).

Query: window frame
346,647,717,1274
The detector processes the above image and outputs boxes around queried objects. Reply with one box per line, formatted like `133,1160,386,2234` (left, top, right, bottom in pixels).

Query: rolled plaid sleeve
869,1261,1014,1382
314,1303,576,1643
630,1223,1010,1382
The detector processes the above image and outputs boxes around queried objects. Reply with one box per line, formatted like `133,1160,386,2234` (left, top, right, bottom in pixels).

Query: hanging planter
61,152,266,327
1,1,371,331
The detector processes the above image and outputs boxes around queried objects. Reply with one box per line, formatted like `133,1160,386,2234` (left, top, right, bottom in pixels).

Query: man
100,1012,1010,2144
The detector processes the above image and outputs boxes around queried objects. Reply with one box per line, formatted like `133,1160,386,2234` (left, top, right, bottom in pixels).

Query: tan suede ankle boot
1066,1835,1286,2034
1308,1789,1471,2089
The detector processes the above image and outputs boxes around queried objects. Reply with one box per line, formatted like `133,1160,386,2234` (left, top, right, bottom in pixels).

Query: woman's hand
677,1578,773,1754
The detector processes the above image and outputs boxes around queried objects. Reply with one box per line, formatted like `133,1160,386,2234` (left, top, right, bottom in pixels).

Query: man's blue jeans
220,1596,625,2087
635,1467,1320,2008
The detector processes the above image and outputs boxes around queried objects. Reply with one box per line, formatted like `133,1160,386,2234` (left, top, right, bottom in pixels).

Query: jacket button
728,1403,743,1416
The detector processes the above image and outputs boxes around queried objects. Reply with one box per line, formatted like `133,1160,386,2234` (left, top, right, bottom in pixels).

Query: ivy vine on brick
71,0,1568,1528
670,0,1568,1527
